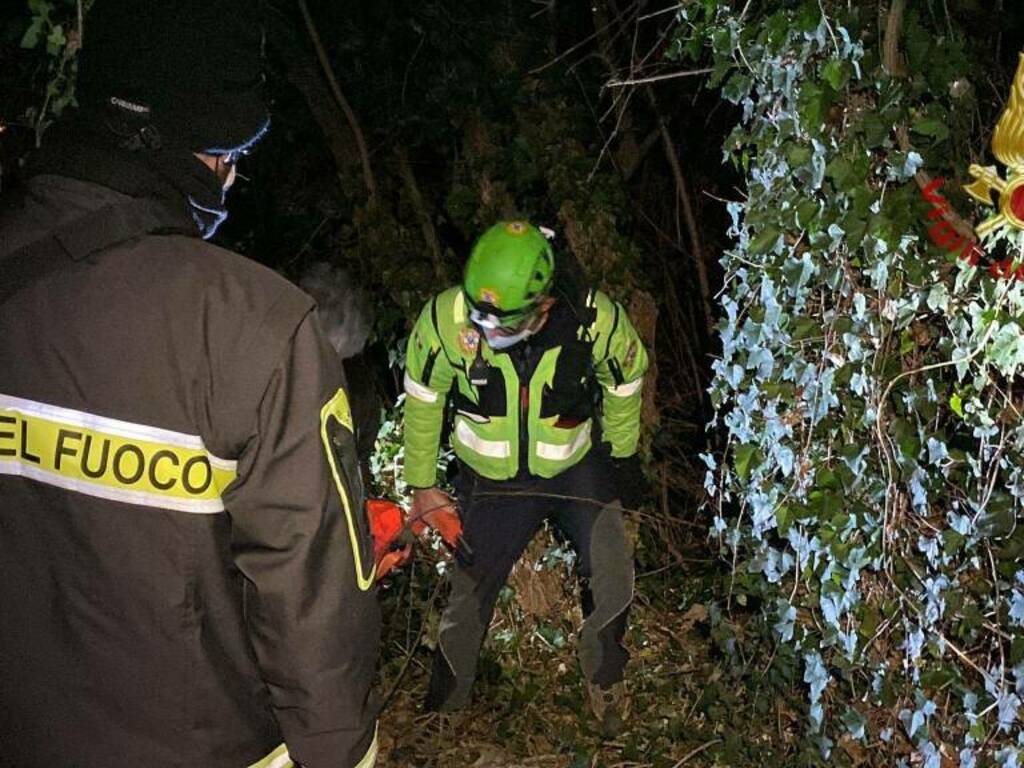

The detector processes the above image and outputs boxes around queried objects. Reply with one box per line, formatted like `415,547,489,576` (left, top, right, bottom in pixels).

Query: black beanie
76,0,270,154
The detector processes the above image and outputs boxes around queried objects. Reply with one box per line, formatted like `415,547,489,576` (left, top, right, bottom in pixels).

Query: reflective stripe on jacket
403,284,648,486
248,726,379,768
0,175,380,768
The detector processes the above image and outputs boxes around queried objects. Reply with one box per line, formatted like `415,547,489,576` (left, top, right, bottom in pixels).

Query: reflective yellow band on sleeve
247,743,293,768
403,371,439,403
585,289,599,337
0,394,236,514
320,388,376,591
247,723,378,768
452,290,466,323
355,722,380,768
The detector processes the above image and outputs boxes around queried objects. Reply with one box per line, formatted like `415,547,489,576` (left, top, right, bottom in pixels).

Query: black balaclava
33,0,270,239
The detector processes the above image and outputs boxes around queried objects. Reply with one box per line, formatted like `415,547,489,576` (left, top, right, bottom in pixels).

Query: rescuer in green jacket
403,220,648,734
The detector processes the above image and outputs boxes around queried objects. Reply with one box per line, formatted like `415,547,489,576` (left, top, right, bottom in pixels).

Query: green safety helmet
463,221,555,327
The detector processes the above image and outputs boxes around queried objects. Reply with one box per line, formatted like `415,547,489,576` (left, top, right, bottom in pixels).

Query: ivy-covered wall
684,1,1024,764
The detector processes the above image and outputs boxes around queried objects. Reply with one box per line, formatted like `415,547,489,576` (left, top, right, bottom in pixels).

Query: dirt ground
370,529,772,768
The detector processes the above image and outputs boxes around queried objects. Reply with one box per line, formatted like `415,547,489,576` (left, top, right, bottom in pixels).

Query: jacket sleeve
402,297,457,489
591,291,649,458
223,310,381,768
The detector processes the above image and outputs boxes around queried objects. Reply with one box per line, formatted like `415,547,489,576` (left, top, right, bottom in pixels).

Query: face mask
188,196,229,240
481,323,536,349
191,117,271,239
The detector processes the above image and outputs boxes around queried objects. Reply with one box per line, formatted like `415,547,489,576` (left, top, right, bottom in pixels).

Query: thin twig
606,67,713,87
471,489,658,520
671,739,721,766
380,573,446,709
638,3,688,22
528,0,639,75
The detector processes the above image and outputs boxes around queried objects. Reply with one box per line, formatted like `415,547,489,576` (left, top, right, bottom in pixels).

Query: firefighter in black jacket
0,3,379,767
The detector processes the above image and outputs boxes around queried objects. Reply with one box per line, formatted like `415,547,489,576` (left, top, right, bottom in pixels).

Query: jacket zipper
513,342,531,476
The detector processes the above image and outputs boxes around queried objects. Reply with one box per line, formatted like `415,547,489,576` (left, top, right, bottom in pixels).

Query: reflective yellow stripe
247,723,379,768
247,743,293,768
586,289,599,337
355,723,380,768
320,388,376,591
0,394,236,514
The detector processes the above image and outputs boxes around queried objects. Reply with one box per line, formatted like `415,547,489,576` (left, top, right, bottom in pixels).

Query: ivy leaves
678,0,1024,763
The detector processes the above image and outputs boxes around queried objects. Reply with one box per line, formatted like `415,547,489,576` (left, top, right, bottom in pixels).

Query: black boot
423,647,461,712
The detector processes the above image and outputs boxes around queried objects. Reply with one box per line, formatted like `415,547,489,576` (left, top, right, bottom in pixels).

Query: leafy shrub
681,1,1024,764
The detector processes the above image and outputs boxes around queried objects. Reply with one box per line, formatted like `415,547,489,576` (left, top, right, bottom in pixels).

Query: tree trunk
395,145,445,282
646,86,715,339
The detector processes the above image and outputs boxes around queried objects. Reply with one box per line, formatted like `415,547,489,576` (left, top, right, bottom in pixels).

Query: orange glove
410,487,472,564
367,498,413,580
375,545,412,580
411,507,463,550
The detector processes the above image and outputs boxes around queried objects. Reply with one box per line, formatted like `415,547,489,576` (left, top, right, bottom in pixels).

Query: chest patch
458,327,481,355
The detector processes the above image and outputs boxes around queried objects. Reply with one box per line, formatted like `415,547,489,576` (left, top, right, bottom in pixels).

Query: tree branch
268,11,356,181
297,0,377,207
882,0,907,77
621,127,662,181
883,0,977,246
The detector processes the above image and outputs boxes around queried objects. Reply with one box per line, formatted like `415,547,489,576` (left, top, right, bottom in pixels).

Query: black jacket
0,173,380,768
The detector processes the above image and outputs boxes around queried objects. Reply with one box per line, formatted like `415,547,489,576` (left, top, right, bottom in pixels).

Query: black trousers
424,450,635,711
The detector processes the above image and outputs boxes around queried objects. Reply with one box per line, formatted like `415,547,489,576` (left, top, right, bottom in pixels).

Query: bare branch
298,0,377,207
606,66,713,88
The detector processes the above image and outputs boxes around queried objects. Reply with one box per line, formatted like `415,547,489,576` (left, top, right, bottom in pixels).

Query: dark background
5,2,1024,764
1,0,745,550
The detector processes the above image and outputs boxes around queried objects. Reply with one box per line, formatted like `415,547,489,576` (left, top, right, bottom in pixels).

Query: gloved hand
410,485,456,520
367,498,413,581
411,508,463,550
610,453,647,510
410,486,473,565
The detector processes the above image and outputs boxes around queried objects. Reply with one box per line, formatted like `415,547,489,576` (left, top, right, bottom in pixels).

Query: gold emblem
479,287,500,305
458,327,480,355
505,221,527,235
964,53,1024,237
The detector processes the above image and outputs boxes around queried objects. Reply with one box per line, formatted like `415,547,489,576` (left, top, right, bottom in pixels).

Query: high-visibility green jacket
403,284,648,487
